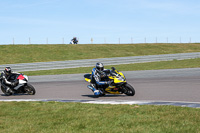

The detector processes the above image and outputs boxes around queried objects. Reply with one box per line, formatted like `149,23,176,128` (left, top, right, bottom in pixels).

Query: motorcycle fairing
105,85,121,94
84,73,91,83
17,74,24,80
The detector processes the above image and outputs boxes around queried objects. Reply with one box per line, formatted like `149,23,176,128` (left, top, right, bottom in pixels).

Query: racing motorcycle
1,73,36,96
84,67,135,97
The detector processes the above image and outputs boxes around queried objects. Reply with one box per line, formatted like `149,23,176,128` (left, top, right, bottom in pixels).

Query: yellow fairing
85,78,91,83
84,73,91,83
118,72,126,78
105,71,126,94
108,72,126,84
105,86,121,94
114,78,126,83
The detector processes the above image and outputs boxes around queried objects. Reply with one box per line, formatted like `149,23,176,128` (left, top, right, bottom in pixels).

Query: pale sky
0,0,200,44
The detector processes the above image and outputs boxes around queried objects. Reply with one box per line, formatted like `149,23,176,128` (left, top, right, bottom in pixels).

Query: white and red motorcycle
1,73,36,96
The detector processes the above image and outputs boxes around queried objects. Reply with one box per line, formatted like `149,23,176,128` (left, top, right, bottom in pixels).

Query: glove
11,82,15,86
107,80,113,85
11,80,18,86
101,73,106,78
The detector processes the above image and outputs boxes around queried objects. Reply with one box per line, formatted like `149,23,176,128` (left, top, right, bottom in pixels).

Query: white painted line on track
0,99,43,102
1,99,200,108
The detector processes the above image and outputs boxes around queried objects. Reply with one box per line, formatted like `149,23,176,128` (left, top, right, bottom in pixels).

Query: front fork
119,83,128,93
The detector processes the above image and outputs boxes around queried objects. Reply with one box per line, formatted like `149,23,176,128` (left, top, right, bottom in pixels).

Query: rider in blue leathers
88,62,112,96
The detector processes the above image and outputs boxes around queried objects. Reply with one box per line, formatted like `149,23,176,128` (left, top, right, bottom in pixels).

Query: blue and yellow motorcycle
84,67,135,96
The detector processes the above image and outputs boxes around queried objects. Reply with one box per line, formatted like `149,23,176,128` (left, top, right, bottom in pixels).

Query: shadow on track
1,93,32,96
82,94,127,98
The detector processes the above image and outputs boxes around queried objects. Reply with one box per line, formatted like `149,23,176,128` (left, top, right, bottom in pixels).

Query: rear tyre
24,83,36,95
124,83,135,96
1,86,12,96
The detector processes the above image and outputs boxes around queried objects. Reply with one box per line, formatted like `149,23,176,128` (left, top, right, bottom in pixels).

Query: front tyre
24,83,36,95
124,83,135,96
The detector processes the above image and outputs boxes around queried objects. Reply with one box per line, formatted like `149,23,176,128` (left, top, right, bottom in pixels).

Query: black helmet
4,67,12,76
96,62,104,72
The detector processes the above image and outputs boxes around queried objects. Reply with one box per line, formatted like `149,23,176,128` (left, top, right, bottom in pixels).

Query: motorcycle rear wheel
1,86,12,96
24,83,36,95
124,83,135,96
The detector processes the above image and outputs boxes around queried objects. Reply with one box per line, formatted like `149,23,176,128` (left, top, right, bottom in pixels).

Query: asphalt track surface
0,68,200,108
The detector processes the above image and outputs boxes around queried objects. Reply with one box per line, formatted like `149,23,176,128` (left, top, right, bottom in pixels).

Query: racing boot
98,88,105,96
94,90,100,96
87,85,100,96
6,87,14,94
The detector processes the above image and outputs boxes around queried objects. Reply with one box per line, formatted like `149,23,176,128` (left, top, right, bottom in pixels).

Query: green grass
0,102,199,133
22,58,200,76
1,43,200,65
1,44,200,133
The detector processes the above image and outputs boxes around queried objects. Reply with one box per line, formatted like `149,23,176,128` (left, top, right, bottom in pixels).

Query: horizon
1,0,200,44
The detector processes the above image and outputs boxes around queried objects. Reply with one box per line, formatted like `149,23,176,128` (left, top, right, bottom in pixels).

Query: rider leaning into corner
88,62,113,96
0,67,19,94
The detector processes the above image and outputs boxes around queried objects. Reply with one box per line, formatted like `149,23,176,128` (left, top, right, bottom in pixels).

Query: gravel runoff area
0,52,200,72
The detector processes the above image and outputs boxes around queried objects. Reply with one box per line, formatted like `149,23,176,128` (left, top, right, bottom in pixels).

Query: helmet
4,67,12,76
96,62,104,72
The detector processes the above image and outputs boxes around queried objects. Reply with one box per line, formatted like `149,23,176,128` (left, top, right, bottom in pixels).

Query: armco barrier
0,52,200,72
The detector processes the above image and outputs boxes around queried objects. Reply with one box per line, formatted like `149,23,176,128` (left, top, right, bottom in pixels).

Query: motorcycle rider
89,62,112,96
0,67,18,94
71,37,78,44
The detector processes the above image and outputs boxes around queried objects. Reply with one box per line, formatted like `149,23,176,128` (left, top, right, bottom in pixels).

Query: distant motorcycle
1,73,36,96
84,67,135,97
70,37,78,44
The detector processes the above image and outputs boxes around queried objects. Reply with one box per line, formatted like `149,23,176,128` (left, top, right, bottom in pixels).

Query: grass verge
22,58,200,76
0,102,199,133
1,43,200,65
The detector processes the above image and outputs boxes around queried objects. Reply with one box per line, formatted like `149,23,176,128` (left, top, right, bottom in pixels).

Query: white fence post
131,37,133,44
29,37,31,44
91,38,93,44
62,37,65,44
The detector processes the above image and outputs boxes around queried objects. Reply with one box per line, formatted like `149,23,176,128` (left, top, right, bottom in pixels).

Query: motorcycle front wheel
24,83,36,95
124,83,135,96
